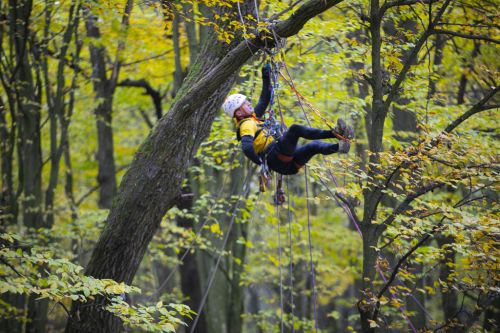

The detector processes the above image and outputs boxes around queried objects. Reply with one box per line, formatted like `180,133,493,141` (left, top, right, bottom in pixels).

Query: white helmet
222,94,247,118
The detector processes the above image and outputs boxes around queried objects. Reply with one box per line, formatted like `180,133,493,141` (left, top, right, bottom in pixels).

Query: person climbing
222,64,354,176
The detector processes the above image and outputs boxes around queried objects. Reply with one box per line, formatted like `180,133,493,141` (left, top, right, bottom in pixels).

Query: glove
262,63,271,79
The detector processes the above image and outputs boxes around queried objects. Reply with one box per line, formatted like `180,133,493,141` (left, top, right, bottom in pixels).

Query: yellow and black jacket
235,69,272,165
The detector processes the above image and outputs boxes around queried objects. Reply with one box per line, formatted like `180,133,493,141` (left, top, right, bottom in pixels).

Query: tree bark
436,235,458,323
65,1,345,332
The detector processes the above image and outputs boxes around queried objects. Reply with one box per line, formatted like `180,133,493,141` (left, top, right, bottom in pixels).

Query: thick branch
176,0,345,115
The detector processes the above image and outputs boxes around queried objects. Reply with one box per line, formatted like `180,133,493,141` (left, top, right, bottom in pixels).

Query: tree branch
372,226,437,321
379,180,451,228
374,87,498,208
443,86,499,133
431,28,500,44
117,78,163,120
383,0,452,110
380,0,439,16
373,181,495,322
176,0,345,116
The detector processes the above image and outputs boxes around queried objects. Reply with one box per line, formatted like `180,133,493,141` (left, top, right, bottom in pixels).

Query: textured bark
85,7,117,209
182,2,199,66
359,2,384,331
65,1,344,332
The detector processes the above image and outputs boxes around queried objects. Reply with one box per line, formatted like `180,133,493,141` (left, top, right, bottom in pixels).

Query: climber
222,65,354,176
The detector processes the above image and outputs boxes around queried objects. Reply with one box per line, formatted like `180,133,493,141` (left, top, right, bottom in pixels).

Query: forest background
0,0,498,332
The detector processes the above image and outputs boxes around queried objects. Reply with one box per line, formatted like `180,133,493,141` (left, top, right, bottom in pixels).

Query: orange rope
278,71,351,142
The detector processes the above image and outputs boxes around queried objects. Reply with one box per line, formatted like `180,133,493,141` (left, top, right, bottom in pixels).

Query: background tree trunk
177,185,208,333
84,0,134,209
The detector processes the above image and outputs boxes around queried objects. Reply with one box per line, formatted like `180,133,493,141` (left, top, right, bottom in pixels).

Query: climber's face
235,100,254,118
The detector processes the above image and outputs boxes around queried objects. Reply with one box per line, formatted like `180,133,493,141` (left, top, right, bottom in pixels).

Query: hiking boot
338,140,351,153
334,118,354,140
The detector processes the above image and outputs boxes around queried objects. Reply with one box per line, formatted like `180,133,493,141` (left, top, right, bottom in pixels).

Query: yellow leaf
210,223,222,235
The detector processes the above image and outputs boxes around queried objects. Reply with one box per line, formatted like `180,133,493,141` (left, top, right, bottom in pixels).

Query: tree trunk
85,6,117,209
10,0,46,331
358,226,379,333
0,96,16,229
227,165,248,333
182,2,199,66
65,1,345,331
436,235,458,322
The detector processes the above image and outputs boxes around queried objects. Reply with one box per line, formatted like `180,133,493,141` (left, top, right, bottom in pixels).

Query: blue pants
266,124,339,175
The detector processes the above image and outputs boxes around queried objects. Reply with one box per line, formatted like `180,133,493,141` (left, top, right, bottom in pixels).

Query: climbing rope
304,167,319,332
285,177,295,332
236,1,258,56
279,60,351,142
190,168,256,333
148,151,239,301
278,53,421,332
276,178,285,333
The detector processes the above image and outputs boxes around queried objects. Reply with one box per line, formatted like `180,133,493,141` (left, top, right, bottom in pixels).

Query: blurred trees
0,0,498,332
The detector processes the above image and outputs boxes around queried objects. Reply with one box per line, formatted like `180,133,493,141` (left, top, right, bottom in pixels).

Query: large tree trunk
65,1,344,332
